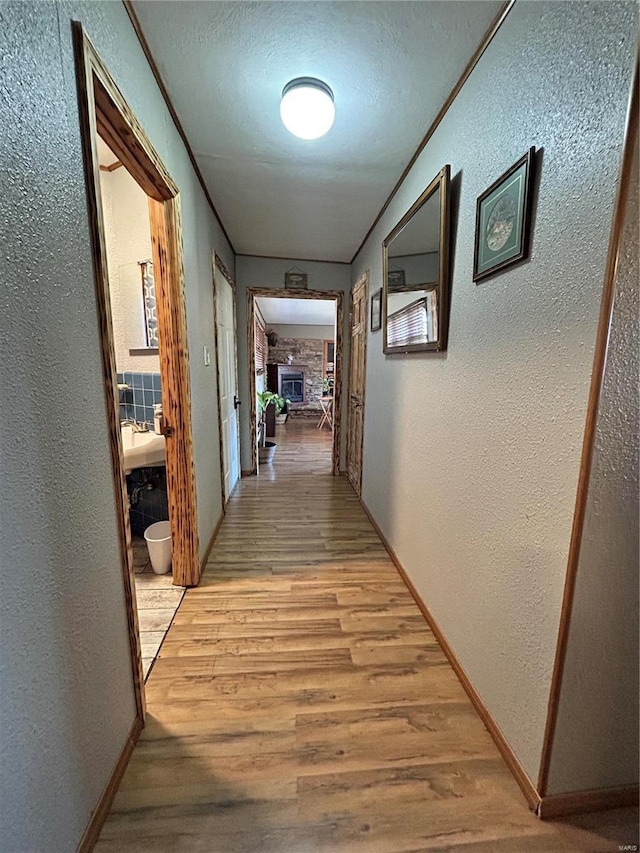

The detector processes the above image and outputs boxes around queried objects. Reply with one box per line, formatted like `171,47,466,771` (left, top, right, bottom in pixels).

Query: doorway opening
74,23,200,723
248,288,344,476
97,136,185,681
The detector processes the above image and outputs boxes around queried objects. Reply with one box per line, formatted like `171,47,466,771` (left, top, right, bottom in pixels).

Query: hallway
96,424,636,851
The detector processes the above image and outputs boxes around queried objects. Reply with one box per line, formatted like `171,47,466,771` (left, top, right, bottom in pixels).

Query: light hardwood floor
97,421,638,851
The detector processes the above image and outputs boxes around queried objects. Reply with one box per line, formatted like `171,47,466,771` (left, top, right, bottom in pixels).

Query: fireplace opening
281,371,304,403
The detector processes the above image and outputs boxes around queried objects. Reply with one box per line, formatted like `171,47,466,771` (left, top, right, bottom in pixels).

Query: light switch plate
203,345,211,367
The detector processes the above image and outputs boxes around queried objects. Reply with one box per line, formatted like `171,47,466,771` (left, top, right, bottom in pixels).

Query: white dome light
280,78,335,140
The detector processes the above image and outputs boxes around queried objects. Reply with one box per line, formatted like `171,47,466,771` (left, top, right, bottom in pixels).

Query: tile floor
132,535,185,679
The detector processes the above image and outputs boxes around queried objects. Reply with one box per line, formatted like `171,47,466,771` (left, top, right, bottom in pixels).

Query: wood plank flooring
97,422,638,851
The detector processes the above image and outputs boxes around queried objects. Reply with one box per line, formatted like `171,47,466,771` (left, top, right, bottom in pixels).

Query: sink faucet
120,418,149,433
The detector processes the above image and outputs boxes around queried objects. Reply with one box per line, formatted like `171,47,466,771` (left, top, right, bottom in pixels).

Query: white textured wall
547,132,639,795
352,0,637,785
270,323,335,341
0,2,231,850
236,256,351,471
100,165,159,373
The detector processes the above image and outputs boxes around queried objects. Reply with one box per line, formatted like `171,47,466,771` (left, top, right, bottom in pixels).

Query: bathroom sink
121,425,166,474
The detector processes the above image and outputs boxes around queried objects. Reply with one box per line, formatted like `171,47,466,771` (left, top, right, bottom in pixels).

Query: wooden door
347,272,368,495
216,271,240,500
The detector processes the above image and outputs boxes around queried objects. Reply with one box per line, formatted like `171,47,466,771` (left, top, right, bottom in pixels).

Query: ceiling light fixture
280,78,335,140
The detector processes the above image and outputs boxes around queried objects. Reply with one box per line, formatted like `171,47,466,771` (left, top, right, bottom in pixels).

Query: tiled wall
117,371,168,535
117,371,162,427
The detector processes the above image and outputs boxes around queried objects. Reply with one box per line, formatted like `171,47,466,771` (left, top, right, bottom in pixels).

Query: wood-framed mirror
383,165,451,354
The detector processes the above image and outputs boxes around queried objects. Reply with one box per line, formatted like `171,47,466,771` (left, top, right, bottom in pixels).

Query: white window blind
387,296,428,347
255,314,267,374
387,291,438,347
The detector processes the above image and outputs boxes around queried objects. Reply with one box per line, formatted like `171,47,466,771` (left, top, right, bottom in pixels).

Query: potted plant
322,376,334,396
275,397,289,425
257,391,288,464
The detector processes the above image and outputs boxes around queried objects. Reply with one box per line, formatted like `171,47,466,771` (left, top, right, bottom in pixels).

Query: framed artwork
473,147,535,283
370,288,382,332
387,268,406,291
284,270,308,289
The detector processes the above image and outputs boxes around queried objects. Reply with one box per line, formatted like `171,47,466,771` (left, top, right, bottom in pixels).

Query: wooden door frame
73,23,201,724
212,254,241,505
247,288,344,475
347,271,369,496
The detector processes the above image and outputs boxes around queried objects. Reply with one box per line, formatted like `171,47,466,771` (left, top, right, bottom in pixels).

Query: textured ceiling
256,297,336,325
131,1,502,261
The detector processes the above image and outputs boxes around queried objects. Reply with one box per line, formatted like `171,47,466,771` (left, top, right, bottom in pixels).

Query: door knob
234,396,242,410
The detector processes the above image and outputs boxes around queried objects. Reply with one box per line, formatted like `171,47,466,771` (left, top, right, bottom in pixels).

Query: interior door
215,270,240,500
347,273,368,495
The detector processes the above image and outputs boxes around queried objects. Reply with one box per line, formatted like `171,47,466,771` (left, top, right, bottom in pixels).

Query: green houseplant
256,391,288,464
322,376,334,396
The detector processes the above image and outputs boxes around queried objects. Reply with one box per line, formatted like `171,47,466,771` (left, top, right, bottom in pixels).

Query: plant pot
275,414,287,425
258,441,277,464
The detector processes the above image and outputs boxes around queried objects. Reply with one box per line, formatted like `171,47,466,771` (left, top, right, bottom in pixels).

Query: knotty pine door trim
73,20,201,745
346,271,369,497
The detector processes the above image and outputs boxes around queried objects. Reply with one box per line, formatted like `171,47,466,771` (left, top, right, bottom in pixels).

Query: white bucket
144,520,172,575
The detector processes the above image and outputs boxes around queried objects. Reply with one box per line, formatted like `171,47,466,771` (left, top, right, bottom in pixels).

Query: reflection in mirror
383,166,450,353
140,260,159,347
